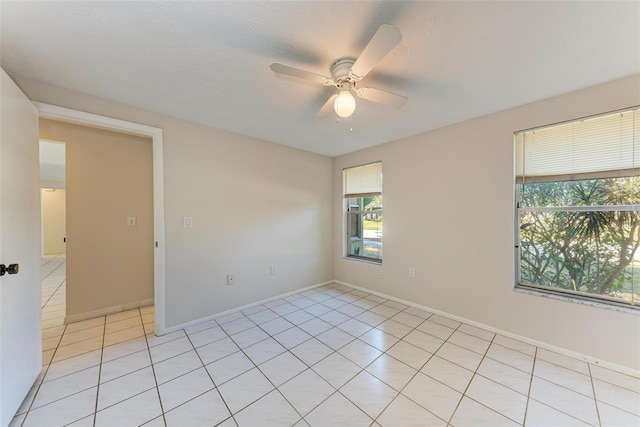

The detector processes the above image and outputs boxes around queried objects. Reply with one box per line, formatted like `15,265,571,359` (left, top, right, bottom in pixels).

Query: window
344,162,382,263
515,108,639,307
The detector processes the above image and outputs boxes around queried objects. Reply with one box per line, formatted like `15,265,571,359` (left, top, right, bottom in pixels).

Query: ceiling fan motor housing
331,57,357,88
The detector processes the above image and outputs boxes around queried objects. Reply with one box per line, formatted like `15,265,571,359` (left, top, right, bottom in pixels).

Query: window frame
513,107,640,310
343,162,383,264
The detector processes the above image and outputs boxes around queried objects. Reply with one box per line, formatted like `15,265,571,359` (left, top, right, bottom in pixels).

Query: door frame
35,102,167,335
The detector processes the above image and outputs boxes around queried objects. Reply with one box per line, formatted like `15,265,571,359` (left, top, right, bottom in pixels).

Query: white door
0,69,41,427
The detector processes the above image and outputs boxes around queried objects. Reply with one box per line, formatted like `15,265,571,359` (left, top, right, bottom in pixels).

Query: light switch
184,217,193,228
127,216,137,227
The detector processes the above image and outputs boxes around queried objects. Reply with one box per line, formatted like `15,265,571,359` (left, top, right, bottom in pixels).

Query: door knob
0,264,19,276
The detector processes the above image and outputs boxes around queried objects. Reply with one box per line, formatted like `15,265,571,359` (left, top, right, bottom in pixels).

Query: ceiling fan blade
356,87,407,108
350,25,402,81
317,94,338,118
270,63,334,86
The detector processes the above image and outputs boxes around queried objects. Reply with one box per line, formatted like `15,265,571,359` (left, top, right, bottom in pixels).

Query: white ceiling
2,1,638,157
39,140,65,167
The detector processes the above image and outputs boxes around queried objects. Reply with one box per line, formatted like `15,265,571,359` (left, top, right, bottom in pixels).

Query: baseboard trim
162,281,335,335
334,280,640,378
64,298,154,324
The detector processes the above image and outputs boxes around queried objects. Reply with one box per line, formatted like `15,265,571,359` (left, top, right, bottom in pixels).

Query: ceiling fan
270,24,408,119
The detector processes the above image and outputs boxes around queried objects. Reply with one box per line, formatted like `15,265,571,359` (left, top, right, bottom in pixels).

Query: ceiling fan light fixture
334,89,356,118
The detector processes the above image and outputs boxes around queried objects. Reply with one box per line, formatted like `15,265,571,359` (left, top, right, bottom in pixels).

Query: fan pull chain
335,115,355,132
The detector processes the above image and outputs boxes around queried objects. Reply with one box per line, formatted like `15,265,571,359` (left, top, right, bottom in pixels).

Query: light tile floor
10,255,640,426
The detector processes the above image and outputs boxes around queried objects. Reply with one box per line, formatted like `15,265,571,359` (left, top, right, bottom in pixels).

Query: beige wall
41,189,66,255
39,120,154,318
333,74,640,370
18,78,334,327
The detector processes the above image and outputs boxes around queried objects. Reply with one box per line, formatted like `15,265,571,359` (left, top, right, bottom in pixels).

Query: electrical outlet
269,265,276,276
227,274,235,285
183,217,193,228
377,271,383,280
408,267,415,278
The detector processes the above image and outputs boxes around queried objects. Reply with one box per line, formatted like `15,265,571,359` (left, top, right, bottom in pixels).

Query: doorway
40,140,66,258
36,103,166,335
39,119,154,322
39,140,68,359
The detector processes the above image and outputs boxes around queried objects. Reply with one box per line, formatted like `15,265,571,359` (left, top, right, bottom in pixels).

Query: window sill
344,256,382,266
514,285,639,315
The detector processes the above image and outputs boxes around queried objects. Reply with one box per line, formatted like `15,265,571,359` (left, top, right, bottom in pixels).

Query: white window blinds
515,108,640,183
344,162,382,197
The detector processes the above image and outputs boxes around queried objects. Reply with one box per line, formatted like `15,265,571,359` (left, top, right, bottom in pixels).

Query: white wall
41,189,66,255
0,68,42,427
333,75,640,371
16,77,333,327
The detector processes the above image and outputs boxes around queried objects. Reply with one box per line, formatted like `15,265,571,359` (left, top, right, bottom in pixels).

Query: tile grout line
307,300,444,426
40,278,65,310
303,290,445,425
522,344,538,427
183,323,237,426
334,305,420,419
19,322,69,427
442,331,516,427
39,254,64,279
398,318,462,426
56,311,158,419
39,257,66,308
240,317,325,425
529,358,613,424
260,305,377,425
220,312,310,424
531,360,602,399
496,336,609,425
213,292,371,423
588,363,604,427
40,254,66,279
91,316,107,427
365,305,466,424
365,312,534,426
140,308,168,427
284,304,376,424
235,300,353,423
285,289,364,422
318,288,531,425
